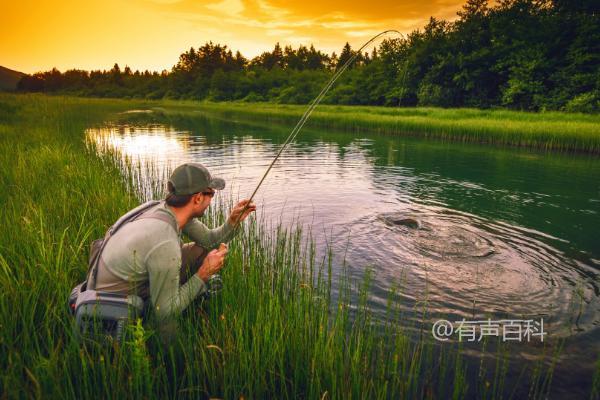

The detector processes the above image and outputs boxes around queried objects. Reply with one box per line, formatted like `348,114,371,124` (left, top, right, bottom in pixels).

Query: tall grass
0,93,584,398
155,100,600,154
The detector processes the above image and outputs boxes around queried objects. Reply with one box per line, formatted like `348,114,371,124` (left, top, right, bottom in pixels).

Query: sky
1,0,467,74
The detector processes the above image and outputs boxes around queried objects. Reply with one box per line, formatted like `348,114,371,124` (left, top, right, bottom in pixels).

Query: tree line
17,0,599,112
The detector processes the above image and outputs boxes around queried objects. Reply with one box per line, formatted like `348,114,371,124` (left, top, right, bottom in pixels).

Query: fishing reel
206,274,223,298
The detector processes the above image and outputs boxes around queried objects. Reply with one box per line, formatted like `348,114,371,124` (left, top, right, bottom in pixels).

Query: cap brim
208,177,225,190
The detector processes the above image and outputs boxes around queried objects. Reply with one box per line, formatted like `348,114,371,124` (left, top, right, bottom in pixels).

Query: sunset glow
1,0,466,74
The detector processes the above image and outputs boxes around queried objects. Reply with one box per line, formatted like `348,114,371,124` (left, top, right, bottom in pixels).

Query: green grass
150,100,600,154
0,93,585,399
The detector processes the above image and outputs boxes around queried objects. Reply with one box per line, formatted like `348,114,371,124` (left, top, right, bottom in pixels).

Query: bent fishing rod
230,30,402,227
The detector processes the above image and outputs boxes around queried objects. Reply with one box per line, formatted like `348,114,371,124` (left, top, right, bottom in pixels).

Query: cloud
206,0,245,15
266,29,294,37
346,29,386,38
138,0,465,57
143,0,463,28
259,0,463,21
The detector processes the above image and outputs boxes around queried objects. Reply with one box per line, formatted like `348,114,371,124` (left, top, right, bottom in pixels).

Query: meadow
0,93,596,399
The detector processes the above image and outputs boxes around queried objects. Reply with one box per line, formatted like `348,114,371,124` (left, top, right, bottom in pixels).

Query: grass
150,100,600,154
0,92,589,399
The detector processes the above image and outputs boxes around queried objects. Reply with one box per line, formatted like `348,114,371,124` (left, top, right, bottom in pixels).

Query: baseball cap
168,162,225,195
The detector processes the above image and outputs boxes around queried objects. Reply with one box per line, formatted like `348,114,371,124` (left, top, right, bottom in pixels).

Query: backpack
68,200,175,342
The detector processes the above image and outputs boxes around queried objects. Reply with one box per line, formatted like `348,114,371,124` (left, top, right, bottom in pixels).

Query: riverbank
0,93,592,398
152,100,600,154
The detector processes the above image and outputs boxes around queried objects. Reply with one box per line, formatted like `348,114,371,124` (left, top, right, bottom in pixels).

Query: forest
16,0,599,112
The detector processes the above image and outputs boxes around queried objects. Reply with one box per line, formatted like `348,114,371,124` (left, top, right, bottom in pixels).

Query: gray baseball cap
168,162,225,195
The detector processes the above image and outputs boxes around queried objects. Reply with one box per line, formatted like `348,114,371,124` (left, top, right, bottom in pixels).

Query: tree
110,63,123,86
253,43,285,70
337,42,355,69
501,48,547,110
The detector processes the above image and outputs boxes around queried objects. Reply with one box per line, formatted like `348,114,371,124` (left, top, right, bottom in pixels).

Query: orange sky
1,0,466,74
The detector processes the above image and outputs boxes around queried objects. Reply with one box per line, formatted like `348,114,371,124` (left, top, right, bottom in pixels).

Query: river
87,110,600,396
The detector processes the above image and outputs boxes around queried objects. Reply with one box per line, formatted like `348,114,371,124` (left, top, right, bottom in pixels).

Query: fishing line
231,29,402,226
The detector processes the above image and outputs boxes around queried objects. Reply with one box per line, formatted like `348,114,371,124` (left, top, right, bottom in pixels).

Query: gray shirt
94,200,235,319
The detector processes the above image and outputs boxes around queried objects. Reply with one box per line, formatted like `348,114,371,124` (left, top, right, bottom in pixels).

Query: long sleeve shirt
93,200,236,319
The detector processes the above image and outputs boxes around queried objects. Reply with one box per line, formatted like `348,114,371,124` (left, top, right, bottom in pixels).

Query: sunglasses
201,191,215,198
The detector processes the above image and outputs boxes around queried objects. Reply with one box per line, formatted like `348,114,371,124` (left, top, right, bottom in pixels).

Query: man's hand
197,243,228,283
228,199,257,227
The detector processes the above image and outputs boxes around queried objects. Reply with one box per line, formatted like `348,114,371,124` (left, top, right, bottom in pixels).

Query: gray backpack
69,200,175,342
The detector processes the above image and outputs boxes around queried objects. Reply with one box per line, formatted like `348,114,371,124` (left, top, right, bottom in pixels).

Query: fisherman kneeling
71,162,256,341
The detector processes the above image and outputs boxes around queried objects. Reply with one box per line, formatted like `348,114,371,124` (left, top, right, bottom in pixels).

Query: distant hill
0,66,26,91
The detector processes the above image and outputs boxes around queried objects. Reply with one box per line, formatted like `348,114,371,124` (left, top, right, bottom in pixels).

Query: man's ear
192,193,201,205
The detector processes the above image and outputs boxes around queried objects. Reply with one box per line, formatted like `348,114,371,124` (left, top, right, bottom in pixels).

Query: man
88,162,256,322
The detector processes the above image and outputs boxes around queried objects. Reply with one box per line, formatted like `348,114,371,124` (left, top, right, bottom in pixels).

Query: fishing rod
230,29,402,227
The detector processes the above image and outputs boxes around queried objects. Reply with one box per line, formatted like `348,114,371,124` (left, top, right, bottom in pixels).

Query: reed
0,93,579,398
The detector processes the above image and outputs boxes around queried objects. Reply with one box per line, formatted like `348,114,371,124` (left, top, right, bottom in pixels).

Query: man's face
191,189,215,217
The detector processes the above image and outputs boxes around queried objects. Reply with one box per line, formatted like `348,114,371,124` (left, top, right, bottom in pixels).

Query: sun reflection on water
86,125,191,165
